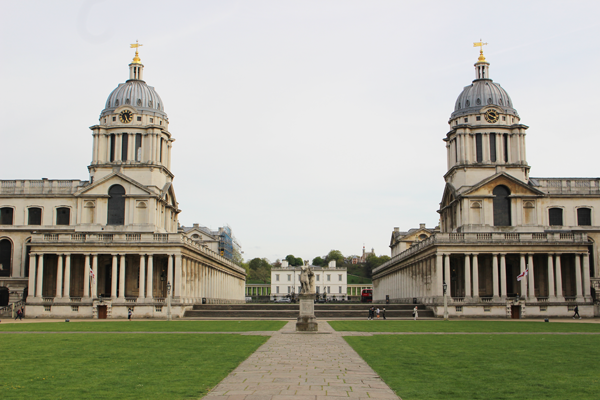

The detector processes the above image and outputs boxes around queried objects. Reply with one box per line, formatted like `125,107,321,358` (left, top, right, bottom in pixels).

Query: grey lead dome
101,79,167,119
451,79,518,120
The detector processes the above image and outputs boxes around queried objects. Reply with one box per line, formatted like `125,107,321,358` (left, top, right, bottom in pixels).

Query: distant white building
270,261,347,300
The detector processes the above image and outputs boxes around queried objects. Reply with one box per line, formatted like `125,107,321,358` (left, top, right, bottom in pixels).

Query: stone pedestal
296,294,318,331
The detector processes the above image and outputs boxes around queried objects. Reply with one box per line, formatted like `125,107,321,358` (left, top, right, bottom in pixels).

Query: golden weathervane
130,40,143,64
473,39,488,62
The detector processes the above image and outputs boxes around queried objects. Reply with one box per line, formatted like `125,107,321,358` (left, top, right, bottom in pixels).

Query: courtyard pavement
202,320,401,400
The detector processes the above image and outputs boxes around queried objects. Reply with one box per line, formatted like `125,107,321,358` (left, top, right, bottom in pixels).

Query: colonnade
375,251,592,303
180,256,243,303
447,131,527,169
347,285,373,296
245,286,270,296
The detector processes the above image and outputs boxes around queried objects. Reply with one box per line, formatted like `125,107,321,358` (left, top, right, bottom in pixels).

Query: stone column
575,254,583,302
444,254,451,297
555,254,564,301
500,254,507,299
28,253,37,300
527,254,535,299
492,254,499,299
92,255,98,299
64,254,71,299
138,255,146,302
115,133,122,161
147,254,154,300
547,254,556,300
472,253,479,299
36,254,44,298
56,254,63,299
464,254,471,298
83,255,90,299
583,253,591,300
119,254,126,299
167,254,173,295
520,254,527,298
174,254,182,298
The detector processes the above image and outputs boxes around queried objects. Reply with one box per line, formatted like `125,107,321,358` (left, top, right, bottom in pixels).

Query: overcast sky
1,1,599,263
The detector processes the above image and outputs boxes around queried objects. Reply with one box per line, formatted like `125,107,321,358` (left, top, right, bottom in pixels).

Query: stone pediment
76,172,154,197
462,172,545,197
439,182,458,211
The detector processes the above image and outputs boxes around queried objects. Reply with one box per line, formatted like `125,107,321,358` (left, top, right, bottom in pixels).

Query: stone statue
299,260,315,294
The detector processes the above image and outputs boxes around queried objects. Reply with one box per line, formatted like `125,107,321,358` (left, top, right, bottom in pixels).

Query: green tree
325,250,344,266
364,254,391,277
295,257,304,266
285,255,304,266
312,256,325,266
248,257,271,283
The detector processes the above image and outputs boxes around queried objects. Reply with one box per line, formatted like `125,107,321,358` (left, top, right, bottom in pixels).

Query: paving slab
205,320,400,399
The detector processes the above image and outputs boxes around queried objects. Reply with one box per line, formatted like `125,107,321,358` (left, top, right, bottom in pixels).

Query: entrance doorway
98,305,107,319
511,305,521,319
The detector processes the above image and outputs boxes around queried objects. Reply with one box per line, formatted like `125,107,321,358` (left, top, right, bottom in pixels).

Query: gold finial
130,40,143,64
473,39,488,62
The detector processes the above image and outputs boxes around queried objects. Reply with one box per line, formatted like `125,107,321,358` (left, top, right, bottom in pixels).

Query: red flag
517,269,528,281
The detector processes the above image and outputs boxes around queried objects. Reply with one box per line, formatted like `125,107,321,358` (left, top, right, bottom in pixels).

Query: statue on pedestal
299,260,315,294
296,260,318,332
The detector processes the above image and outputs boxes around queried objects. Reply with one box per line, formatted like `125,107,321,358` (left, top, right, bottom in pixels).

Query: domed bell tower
444,43,530,193
88,43,174,193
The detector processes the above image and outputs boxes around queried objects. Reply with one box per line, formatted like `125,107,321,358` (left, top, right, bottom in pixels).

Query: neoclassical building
373,48,600,318
0,48,246,318
271,261,348,301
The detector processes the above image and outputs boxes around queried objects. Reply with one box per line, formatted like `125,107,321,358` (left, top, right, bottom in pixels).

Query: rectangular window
109,134,116,162
316,275,320,281
112,116,116,122
476,116,481,121
28,208,42,225
316,286,320,294
327,286,330,294
276,286,279,294
137,116,142,121
549,208,563,226
56,208,70,225
475,134,483,162
121,134,128,161
150,118,154,123
276,274,279,281
287,286,291,294
71,306,79,312
489,133,496,162
339,274,342,281
455,306,463,312
298,286,301,293
0,208,13,225
540,306,547,312
338,287,342,293
464,117,468,123
577,208,592,226
135,133,142,161
44,306,52,312
155,306,162,312
483,306,491,312
287,274,291,281
503,134,509,162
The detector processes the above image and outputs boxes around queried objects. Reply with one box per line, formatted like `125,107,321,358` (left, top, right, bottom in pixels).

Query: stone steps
183,303,434,319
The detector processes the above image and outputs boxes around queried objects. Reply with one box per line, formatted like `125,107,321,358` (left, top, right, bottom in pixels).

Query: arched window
56,207,70,225
107,185,125,225
28,207,42,225
0,208,13,225
577,208,592,226
493,185,511,226
549,208,563,226
0,239,11,277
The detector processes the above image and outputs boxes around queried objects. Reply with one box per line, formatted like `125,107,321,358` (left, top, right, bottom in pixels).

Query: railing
42,297,53,303
71,233,86,242
44,234,59,241
125,298,137,303
530,178,600,194
452,297,465,303
565,296,577,302
126,234,141,241
537,297,548,302
70,297,82,302
0,179,86,194
480,297,493,303
373,231,589,276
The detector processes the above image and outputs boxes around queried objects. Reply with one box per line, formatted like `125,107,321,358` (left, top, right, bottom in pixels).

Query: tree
364,254,391,278
272,259,282,268
285,255,303,266
295,257,304,266
312,256,325,266
248,257,271,283
325,250,344,266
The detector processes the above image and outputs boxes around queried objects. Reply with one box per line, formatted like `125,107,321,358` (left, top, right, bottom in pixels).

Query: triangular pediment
76,172,154,197
463,172,545,197
439,182,458,211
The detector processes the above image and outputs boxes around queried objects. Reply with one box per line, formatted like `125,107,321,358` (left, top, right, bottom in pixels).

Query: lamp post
443,281,448,320
167,281,172,321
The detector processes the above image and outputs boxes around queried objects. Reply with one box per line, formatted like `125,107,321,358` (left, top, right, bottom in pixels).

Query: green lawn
345,335,600,400
0,320,286,332
330,320,600,333
1,333,268,400
347,274,372,285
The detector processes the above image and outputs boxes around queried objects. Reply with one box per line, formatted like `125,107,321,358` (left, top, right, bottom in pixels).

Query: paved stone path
203,320,400,400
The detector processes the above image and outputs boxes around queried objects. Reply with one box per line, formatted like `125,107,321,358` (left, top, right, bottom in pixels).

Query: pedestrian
128,308,133,321
413,305,418,320
573,305,581,319
14,308,21,320
369,306,374,320
376,307,380,319
382,308,386,320
20,306,24,319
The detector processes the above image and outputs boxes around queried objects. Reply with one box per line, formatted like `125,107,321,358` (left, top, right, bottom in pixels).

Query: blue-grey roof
101,79,167,118
451,79,518,119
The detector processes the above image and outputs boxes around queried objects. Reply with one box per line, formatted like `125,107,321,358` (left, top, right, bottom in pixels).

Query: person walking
128,308,133,321
376,307,380,319
413,305,418,320
14,308,21,320
382,308,386,320
573,305,581,319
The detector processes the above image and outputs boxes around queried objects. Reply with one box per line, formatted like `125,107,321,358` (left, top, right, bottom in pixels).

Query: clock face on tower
484,109,499,123
119,110,133,123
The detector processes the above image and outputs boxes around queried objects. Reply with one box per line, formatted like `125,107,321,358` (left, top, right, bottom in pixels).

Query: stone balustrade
529,177,600,194
0,179,86,195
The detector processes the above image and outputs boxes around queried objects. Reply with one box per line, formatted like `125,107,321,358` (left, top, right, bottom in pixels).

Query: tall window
28,207,42,225
577,208,592,226
109,134,116,162
493,185,511,226
56,207,70,225
135,134,142,161
489,133,496,162
107,185,125,225
549,208,563,226
0,239,11,277
475,133,483,162
503,134,509,162
121,134,129,161
0,208,13,225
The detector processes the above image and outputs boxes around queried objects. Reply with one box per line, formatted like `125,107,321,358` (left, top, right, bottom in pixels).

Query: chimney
193,223,199,228
394,227,399,232
420,223,425,229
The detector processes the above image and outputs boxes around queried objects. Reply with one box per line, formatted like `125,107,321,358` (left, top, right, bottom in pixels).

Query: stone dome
451,80,518,119
100,79,167,119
